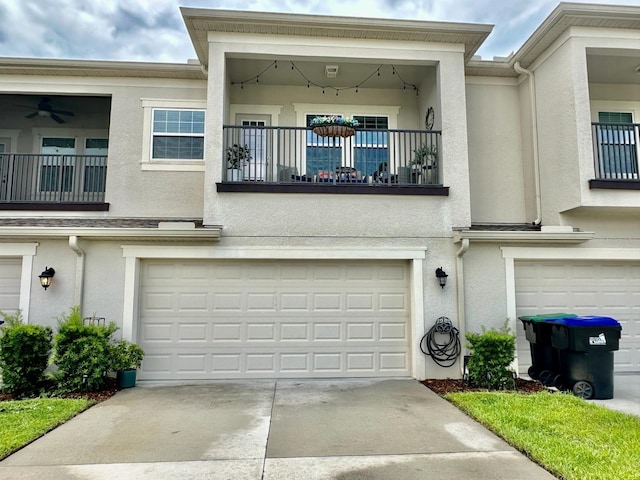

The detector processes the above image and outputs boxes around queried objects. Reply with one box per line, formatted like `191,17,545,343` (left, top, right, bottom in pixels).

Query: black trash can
519,313,576,385
550,316,622,399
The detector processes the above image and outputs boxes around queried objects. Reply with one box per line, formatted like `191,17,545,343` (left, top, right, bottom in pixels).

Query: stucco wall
533,38,584,224
26,239,126,332
466,79,526,224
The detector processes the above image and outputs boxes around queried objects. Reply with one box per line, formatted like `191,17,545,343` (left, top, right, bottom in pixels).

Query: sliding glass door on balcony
593,113,639,180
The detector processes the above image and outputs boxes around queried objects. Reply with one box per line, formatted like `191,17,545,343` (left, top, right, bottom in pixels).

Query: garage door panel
0,259,20,315
516,261,640,373
140,348,410,380
139,260,410,380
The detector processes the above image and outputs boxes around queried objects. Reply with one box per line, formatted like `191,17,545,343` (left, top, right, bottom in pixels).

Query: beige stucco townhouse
0,2,638,382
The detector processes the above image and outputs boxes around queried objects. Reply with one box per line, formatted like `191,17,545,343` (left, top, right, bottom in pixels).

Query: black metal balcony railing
0,154,107,203
222,125,441,186
591,122,639,180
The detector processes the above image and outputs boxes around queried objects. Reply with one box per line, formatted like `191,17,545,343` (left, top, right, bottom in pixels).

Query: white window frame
141,99,206,172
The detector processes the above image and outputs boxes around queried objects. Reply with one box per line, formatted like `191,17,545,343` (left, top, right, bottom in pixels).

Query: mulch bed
0,377,120,403
422,377,547,395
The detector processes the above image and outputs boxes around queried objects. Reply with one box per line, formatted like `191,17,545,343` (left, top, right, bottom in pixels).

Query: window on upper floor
141,99,207,171
151,109,205,160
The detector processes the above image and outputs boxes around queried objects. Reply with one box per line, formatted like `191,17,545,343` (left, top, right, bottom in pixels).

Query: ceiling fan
16,97,75,124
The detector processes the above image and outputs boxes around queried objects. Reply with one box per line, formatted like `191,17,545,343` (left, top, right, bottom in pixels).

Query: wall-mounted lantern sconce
435,267,448,289
38,267,55,290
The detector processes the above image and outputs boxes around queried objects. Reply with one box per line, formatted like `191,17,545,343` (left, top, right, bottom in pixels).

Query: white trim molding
501,247,640,261
0,243,38,322
229,104,283,126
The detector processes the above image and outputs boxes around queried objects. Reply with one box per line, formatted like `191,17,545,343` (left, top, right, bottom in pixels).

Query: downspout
456,238,470,377
69,236,85,310
514,62,542,226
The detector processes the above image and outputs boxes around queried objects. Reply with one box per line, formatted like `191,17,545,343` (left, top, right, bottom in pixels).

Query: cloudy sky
0,0,637,63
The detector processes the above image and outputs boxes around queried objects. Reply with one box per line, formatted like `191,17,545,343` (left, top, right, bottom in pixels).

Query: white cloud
0,0,637,62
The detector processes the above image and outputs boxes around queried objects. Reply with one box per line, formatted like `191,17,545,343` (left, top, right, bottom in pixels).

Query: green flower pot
116,369,137,388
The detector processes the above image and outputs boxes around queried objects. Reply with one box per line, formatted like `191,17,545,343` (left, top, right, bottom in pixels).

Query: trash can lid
550,315,621,327
518,313,577,322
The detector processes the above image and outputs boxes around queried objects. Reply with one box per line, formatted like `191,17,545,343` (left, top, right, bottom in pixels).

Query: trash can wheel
527,365,539,380
539,370,555,386
552,374,567,391
572,381,594,399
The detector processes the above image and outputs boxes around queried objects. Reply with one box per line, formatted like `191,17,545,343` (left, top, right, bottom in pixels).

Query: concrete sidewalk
0,379,558,480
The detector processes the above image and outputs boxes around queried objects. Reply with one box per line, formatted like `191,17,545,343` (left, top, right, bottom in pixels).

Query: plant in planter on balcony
110,340,145,388
412,144,437,169
225,144,252,181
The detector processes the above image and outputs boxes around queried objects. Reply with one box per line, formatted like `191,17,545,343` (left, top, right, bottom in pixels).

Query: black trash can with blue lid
549,316,622,399
518,313,576,385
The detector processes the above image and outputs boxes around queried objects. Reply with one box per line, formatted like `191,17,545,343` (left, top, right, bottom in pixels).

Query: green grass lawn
446,391,640,480
0,398,93,460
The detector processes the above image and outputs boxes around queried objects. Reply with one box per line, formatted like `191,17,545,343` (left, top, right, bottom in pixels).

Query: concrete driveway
0,379,557,480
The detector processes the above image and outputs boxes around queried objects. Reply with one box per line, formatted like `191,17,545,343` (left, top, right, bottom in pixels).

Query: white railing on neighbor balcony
0,154,107,203
222,125,441,186
592,123,639,180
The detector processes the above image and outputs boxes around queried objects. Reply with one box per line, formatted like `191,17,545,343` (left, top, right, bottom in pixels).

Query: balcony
218,126,447,196
0,154,108,210
590,122,640,190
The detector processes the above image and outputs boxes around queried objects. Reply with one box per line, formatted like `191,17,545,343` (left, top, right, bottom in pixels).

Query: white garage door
515,261,640,373
0,258,21,315
138,259,411,380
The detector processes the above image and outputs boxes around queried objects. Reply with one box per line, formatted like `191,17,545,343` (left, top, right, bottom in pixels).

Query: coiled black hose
420,316,461,367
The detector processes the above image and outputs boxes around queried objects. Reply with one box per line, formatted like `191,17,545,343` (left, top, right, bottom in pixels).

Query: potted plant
310,115,359,138
225,144,252,181
412,144,437,169
110,340,145,388
412,144,438,183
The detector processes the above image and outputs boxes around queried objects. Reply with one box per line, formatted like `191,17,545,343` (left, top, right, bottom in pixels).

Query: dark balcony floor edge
589,179,640,190
0,202,110,211
216,183,449,195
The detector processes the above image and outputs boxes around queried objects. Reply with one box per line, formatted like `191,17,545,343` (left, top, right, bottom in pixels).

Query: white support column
411,258,426,380
121,256,140,342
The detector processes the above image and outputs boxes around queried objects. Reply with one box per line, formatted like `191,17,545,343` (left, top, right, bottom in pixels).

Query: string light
230,61,418,95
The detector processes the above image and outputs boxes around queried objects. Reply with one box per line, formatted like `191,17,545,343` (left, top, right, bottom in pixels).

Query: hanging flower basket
313,125,355,138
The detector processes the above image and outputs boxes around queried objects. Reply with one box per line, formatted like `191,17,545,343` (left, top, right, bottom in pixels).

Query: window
304,114,389,178
305,114,342,176
597,112,638,179
84,138,108,192
151,109,204,160
40,138,75,192
354,116,389,176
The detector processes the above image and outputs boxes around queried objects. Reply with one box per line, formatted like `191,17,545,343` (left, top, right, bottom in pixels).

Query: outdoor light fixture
38,267,55,290
435,267,448,289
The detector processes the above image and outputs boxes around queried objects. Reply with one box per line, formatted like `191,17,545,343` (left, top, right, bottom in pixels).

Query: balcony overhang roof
466,2,640,77
181,8,493,66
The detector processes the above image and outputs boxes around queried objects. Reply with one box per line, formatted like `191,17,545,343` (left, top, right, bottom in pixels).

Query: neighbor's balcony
0,153,108,210
590,122,639,189
218,125,447,195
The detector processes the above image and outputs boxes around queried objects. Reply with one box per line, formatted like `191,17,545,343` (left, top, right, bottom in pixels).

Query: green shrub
0,310,53,397
110,340,145,371
466,320,516,390
52,306,117,392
